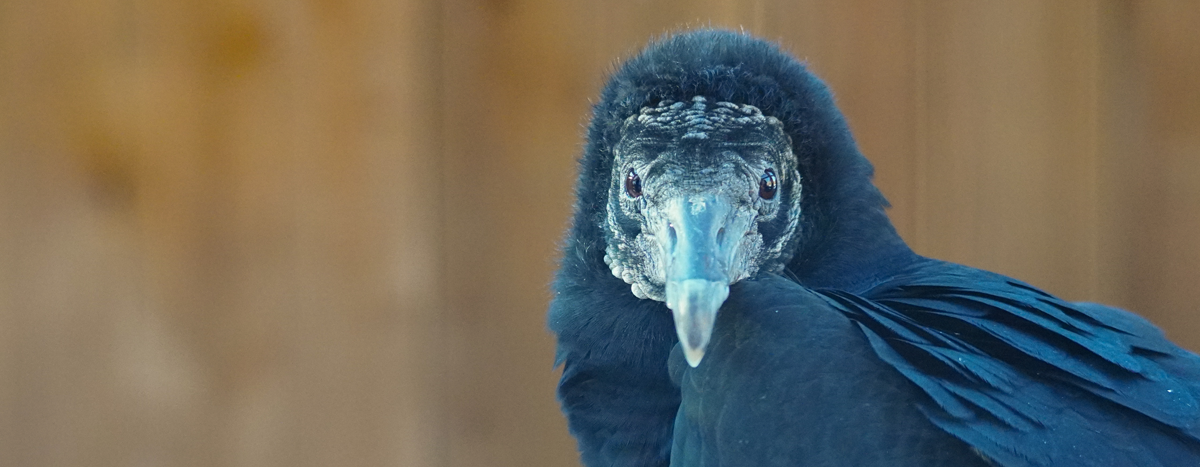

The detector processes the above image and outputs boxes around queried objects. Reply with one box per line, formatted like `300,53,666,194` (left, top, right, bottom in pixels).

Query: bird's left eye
759,169,778,200
625,169,643,198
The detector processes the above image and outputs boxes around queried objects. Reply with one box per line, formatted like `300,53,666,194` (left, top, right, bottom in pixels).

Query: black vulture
548,29,1200,467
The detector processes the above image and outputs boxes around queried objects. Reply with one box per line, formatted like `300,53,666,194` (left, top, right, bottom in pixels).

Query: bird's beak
660,195,744,367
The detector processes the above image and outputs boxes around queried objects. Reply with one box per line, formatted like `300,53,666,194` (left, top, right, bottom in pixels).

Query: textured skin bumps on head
603,95,801,302
633,96,772,141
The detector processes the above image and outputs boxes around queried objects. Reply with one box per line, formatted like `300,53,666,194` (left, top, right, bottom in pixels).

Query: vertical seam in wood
751,0,766,33
911,0,929,250
431,1,449,465
1084,0,1101,300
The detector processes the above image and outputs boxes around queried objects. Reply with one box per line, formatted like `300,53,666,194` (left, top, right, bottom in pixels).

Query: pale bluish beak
660,195,739,367
666,279,728,367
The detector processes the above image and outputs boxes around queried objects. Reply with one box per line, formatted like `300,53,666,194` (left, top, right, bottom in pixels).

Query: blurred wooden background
1,1,1197,466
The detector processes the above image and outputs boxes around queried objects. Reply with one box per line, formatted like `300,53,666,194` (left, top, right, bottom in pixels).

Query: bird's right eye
759,168,778,200
625,169,643,198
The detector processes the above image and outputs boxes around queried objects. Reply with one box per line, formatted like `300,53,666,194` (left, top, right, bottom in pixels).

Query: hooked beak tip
667,278,729,369
683,344,705,368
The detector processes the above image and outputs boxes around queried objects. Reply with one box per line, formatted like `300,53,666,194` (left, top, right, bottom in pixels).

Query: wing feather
821,261,1200,467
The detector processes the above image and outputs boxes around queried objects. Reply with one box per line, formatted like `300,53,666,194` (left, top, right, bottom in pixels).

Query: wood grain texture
1,1,1198,466
1096,0,1200,350
915,1,1101,299
1,0,443,465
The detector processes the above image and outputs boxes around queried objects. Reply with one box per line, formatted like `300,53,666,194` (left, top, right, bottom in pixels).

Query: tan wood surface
2,1,1197,466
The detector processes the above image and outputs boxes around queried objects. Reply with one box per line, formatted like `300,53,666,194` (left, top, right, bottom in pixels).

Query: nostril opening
668,223,678,252
716,227,726,245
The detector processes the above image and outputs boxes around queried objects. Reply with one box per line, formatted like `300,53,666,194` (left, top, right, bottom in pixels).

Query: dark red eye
759,169,778,200
625,169,642,198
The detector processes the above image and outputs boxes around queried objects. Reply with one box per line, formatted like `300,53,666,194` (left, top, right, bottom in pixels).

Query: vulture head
563,29,910,367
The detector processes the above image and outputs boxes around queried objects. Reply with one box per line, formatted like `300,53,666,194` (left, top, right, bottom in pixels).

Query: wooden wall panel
2,2,1200,467
1,0,443,466
914,1,1101,299
1097,0,1200,349
1127,1,1200,350
438,1,587,465
1,2,156,465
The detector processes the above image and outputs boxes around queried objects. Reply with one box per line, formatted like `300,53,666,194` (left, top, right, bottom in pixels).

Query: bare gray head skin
603,96,803,367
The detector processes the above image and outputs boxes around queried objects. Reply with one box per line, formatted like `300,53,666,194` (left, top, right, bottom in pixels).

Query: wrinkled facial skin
602,96,802,366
